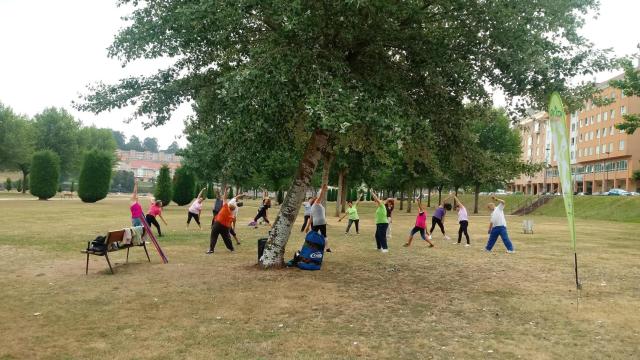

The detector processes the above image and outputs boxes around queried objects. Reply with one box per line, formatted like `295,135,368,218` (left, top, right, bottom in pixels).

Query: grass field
1,194,639,359
533,196,640,223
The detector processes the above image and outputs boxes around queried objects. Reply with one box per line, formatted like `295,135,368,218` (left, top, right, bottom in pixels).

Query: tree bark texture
260,130,331,268
320,153,334,208
474,183,480,214
335,169,345,217
427,188,431,207
340,172,347,213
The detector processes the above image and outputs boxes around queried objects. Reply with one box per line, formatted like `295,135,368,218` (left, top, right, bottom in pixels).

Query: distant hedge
78,149,113,203
172,167,195,206
154,165,172,206
30,150,60,200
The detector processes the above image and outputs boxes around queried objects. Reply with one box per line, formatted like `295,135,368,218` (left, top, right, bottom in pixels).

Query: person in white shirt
485,195,515,253
186,187,207,230
452,195,470,246
227,194,246,245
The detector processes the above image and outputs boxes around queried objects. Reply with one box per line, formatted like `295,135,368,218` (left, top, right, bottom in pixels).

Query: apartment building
115,150,182,181
510,73,640,194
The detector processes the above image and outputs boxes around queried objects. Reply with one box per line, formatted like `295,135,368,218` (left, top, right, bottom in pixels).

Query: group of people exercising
129,178,515,256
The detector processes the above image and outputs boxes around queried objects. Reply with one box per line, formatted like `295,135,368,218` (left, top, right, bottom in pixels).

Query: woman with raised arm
452,195,470,246
186,187,207,230
207,186,237,254
371,190,390,253
249,189,271,228
429,195,452,240
300,196,314,232
404,197,434,247
385,197,395,240
305,184,331,252
146,199,168,237
338,192,362,235
130,179,145,227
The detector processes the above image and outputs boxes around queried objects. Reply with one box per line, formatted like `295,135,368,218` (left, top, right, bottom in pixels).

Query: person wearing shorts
404,198,434,247
305,184,330,252
130,179,144,227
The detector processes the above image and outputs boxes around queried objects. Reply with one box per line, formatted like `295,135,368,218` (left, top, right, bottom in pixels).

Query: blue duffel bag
297,230,325,271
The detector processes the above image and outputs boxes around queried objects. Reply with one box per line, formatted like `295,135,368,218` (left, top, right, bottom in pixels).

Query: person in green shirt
371,190,389,252
338,193,363,235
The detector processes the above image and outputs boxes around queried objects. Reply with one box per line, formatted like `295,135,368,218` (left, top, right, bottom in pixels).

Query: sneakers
427,235,432,240
453,242,460,245
403,243,410,247
444,235,451,240
248,221,257,227
381,249,389,253
326,248,332,253
205,250,214,254
428,244,434,248
356,233,360,236
506,250,516,254
465,244,470,247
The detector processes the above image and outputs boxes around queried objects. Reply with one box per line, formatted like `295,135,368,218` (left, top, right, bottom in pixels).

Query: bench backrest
106,230,125,246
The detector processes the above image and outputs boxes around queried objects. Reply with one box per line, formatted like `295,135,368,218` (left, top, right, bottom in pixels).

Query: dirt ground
0,195,639,359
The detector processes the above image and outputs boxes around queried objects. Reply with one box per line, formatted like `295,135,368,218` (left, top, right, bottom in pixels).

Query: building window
621,91,625,99
579,119,583,127
603,112,608,121
597,114,601,122
589,147,593,156
621,106,626,115
590,131,594,140
602,144,606,153
571,137,575,145
603,127,607,137
619,160,628,170
610,126,614,135
610,109,615,119
596,129,600,138
609,143,613,153
596,146,600,155
610,92,616,100
619,140,625,151
571,123,576,132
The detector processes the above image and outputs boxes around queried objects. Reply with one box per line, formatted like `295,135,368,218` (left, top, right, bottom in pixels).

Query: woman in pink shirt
146,199,168,236
130,179,145,227
404,197,434,247
186,187,207,230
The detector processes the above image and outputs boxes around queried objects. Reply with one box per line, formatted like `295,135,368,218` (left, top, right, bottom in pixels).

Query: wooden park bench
61,191,73,199
82,229,151,274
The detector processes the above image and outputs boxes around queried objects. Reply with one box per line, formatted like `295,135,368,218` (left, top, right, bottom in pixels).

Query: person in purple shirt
429,195,452,240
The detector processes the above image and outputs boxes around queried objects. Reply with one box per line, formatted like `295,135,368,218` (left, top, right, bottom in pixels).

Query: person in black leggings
453,195,470,245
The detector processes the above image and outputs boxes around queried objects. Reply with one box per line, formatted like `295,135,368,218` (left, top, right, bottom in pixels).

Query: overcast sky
0,0,638,149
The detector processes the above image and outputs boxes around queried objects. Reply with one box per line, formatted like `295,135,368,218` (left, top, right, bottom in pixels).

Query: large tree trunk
335,168,345,217
320,153,334,208
427,188,431,207
407,187,413,213
340,172,347,213
473,183,480,214
260,130,330,268
19,165,29,194
399,191,404,210
437,185,443,205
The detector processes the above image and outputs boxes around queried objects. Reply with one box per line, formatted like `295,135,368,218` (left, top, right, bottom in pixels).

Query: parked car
629,191,640,196
607,188,630,196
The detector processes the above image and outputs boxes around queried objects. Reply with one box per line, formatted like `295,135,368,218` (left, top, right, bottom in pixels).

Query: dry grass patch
0,197,639,359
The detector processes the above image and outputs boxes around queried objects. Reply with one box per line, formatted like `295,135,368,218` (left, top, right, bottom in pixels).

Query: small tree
154,164,172,206
78,149,113,203
15,179,22,192
172,167,195,206
4,178,11,191
70,180,75,193
30,150,60,200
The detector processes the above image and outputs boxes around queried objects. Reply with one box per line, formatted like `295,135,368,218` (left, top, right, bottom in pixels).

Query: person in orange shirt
206,186,241,254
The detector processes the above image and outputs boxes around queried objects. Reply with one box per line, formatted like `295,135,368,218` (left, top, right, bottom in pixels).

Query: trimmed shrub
4,178,11,191
154,165,172,206
15,179,22,192
30,150,60,200
172,167,195,206
78,149,113,203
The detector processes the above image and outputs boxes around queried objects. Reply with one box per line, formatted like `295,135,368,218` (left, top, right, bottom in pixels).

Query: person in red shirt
206,186,241,254
145,199,168,237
